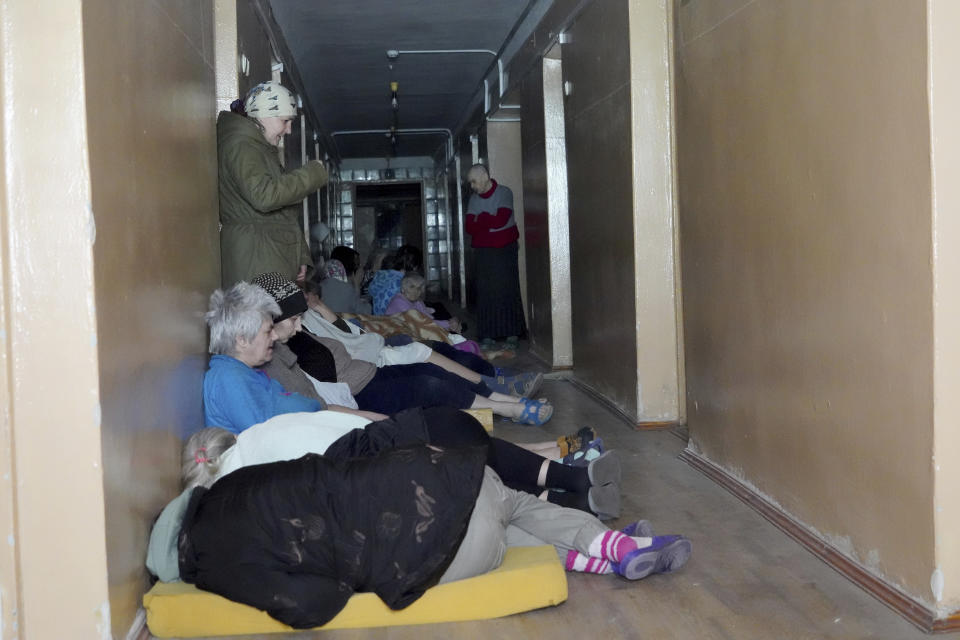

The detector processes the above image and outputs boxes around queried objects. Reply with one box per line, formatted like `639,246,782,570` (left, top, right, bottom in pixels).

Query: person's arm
226,140,328,212
474,188,513,229
384,293,414,316
204,369,270,432
326,405,388,421
306,295,341,323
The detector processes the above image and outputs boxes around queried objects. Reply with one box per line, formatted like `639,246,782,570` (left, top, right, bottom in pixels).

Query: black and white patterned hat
251,272,307,322
244,81,297,118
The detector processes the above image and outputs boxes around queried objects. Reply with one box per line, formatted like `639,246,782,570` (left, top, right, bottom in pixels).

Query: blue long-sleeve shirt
203,354,322,434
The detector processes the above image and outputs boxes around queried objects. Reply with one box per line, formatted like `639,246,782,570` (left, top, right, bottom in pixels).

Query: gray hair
181,427,237,489
468,163,489,178
401,273,426,289
206,282,280,356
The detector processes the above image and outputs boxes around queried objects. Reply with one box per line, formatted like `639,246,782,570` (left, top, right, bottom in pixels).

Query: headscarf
244,81,297,118
323,259,348,283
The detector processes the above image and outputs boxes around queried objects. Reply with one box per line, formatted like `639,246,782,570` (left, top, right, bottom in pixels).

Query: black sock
546,489,592,514
487,439,590,492
545,461,590,493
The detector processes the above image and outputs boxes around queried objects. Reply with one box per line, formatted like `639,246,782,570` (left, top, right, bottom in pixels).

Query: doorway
354,182,424,261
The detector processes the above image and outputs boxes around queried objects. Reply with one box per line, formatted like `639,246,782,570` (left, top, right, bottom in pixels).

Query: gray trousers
439,466,608,583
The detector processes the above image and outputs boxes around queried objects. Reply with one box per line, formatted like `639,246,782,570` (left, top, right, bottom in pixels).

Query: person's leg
488,438,595,493
425,346,539,397
515,441,563,459
392,361,492,396
500,484,688,578
438,467,511,583
499,479,608,560
354,369,476,414
486,438,621,517
470,395,552,422
428,341,496,376
426,350,485,383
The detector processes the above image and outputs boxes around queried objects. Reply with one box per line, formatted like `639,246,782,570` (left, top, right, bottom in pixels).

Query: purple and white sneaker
613,535,692,580
621,519,654,538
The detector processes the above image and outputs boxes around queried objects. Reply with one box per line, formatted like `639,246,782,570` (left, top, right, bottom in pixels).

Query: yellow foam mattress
144,544,567,637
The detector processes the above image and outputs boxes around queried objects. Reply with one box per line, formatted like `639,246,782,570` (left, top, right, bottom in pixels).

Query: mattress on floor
144,544,567,637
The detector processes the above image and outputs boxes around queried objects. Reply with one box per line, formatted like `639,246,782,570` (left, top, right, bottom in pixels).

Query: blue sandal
482,372,544,397
512,397,553,426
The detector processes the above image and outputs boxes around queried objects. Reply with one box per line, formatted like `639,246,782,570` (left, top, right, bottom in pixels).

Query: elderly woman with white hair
202,281,383,432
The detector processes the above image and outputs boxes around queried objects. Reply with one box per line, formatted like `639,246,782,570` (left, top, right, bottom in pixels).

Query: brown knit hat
250,272,307,321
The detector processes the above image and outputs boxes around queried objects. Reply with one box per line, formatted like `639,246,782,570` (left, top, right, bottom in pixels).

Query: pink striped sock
588,530,638,563
565,550,612,574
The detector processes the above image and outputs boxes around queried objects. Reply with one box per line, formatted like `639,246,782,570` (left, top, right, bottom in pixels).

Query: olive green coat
217,111,329,286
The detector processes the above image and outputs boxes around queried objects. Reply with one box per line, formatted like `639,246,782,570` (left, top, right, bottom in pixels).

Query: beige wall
564,0,681,422
0,2,111,638
520,57,574,369
82,0,220,635
486,121,528,326
565,0,638,415
678,0,937,604
520,59,555,364
930,0,960,614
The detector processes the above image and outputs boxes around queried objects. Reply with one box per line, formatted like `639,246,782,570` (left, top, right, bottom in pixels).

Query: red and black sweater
464,180,519,248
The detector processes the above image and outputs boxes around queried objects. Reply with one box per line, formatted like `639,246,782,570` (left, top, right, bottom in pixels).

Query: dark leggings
353,363,491,415
326,407,588,497
428,341,496,376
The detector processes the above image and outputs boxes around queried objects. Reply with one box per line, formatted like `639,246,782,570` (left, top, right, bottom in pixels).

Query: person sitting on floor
367,244,422,314
147,414,692,629
384,273,482,356
201,279,554,434
317,246,371,314
386,272,463,333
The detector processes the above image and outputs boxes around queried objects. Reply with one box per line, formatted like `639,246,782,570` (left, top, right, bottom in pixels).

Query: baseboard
633,420,680,431
678,448,960,634
565,377,680,431
525,346,574,372
125,607,150,640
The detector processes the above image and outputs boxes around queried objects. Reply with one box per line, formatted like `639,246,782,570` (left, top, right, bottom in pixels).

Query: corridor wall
82,0,220,634
677,0,959,623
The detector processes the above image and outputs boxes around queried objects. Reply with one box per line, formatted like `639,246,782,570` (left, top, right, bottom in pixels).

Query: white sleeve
376,341,433,367
305,373,359,409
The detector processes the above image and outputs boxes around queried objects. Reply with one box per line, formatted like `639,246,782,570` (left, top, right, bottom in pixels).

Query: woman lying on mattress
146,409,692,629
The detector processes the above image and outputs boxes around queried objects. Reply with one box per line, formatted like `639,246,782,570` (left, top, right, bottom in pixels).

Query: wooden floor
161,345,960,640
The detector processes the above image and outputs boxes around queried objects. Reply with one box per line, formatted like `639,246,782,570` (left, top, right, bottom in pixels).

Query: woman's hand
296,264,308,283
448,317,463,333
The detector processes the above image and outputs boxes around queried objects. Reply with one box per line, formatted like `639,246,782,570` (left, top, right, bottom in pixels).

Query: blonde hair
181,427,238,489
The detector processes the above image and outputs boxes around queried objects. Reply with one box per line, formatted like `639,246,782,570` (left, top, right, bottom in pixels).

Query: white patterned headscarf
244,81,297,118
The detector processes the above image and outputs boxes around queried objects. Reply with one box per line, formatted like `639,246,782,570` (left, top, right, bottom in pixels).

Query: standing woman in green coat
218,81,329,286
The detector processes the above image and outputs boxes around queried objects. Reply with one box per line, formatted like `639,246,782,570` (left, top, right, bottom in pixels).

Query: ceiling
266,0,547,161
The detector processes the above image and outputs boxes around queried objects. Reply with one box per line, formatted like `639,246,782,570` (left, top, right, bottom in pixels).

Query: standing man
464,164,525,349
